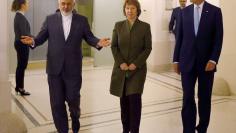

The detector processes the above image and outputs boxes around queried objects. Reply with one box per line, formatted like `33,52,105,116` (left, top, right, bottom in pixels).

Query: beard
61,10,72,16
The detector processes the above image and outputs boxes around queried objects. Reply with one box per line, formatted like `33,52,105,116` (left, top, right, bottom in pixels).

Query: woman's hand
129,63,137,71
21,36,33,46
120,63,129,71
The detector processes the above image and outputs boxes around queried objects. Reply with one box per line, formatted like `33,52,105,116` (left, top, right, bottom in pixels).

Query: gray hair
58,0,76,3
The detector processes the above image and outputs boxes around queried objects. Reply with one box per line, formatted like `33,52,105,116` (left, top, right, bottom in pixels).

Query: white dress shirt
194,1,204,22
31,12,73,47
61,12,73,40
32,11,101,49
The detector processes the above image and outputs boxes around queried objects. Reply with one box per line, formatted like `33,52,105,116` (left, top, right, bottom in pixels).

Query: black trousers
14,41,29,89
120,82,142,133
48,71,82,133
181,70,214,133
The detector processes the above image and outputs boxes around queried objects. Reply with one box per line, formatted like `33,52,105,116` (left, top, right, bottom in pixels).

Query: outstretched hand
97,38,111,47
21,36,34,46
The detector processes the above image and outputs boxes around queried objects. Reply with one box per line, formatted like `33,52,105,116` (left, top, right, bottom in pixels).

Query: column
0,0,11,113
216,0,236,94
0,0,11,112
140,0,173,72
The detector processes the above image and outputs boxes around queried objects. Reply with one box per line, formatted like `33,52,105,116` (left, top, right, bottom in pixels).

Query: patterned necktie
194,6,200,35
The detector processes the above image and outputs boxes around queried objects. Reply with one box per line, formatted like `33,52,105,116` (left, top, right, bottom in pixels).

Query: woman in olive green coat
110,0,152,132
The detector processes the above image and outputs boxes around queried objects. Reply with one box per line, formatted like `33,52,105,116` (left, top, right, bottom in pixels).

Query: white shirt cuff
31,39,35,47
209,60,216,64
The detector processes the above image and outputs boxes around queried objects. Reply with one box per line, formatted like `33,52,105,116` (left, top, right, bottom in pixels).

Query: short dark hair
123,0,141,17
11,0,26,12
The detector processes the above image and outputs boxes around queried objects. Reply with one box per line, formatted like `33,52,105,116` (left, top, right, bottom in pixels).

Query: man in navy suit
173,0,223,133
169,0,187,37
21,0,110,132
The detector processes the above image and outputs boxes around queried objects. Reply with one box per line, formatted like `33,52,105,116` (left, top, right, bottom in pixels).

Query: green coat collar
125,19,140,31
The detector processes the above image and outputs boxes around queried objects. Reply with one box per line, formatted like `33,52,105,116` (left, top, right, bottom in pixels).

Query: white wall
175,0,219,7
0,0,11,113
217,0,236,95
93,0,124,66
9,0,17,74
139,0,174,72
206,0,220,6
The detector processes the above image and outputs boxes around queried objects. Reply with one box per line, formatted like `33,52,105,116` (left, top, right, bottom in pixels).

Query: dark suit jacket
173,2,223,73
14,12,31,59
110,19,152,97
169,7,182,35
34,11,100,76
14,12,31,41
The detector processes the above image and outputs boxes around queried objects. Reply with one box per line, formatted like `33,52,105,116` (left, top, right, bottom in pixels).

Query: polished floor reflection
9,66,236,133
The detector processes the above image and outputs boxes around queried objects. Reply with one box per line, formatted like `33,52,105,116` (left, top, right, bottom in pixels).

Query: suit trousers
120,79,142,133
14,41,29,89
48,70,82,133
181,70,214,133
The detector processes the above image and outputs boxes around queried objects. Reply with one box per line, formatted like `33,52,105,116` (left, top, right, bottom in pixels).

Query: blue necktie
194,6,200,35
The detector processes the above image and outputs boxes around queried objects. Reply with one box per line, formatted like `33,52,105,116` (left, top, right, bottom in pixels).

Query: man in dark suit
21,0,110,132
173,0,223,133
169,0,187,37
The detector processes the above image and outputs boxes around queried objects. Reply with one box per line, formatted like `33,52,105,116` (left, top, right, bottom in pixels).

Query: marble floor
9,66,236,133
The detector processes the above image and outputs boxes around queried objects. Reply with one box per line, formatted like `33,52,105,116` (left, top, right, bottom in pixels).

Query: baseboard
27,57,95,70
27,60,46,70
147,63,172,73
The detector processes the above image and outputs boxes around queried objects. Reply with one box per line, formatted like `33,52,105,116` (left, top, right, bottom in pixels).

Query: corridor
10,66,236,133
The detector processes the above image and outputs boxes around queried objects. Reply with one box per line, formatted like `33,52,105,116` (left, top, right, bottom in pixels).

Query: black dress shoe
195,126,206,133
15,88,30,96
